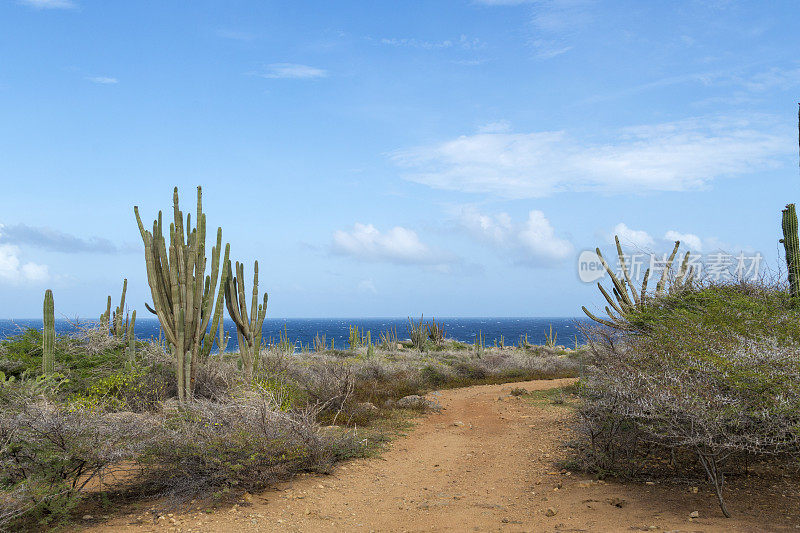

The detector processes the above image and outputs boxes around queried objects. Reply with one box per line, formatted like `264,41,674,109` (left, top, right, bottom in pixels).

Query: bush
138,394,358,499
574,282,800,516
0,395,154,529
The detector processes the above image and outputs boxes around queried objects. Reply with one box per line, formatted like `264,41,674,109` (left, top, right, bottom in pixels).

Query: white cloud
612,223,654,249
664,230,703,252
0,244,49,283
458,206,572,264
332,223,453,265
477,120,512,133
87,76,118,84
19,0,76,9
258,63,328,80
458,206,514,245
518,210,573,262
391,115,790,199
380,35,484,50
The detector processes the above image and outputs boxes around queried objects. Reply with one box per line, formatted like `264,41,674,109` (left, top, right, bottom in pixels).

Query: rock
689,510,699,518
608,497,627,508
356,401,379,412
397,395,442,412
545,507,557,517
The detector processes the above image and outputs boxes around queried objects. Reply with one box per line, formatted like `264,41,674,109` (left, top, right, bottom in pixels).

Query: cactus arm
597,283,625,316
595,247,633,309
640,267,650,301
615,235,640,305
656,241,680,296
581,306,618,329
202,242,229,358
671,252,691,293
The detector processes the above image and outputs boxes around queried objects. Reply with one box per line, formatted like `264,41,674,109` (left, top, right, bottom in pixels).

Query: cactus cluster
101,279,136,340
582,236,693,329
544,324,557,348
135,186,229,402
42,289,55,374
348,324,362,349
781,204,800,300
223,259,267,379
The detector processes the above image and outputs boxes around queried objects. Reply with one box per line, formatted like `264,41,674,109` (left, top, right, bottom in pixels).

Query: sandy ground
82,378,800,532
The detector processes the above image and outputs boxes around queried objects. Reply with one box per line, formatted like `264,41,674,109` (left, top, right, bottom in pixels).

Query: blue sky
0,0,798,318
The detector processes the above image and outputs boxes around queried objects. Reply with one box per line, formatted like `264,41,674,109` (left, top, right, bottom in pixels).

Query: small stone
689,510,699,518
544,507,557,517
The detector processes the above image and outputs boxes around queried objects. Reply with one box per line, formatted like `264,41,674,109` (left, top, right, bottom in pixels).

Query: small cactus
348,324,362,350
223,259,267,380
366,330,374,357
42,289,55,374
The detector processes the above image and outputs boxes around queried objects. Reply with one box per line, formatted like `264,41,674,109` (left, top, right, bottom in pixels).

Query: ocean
0,317,591,351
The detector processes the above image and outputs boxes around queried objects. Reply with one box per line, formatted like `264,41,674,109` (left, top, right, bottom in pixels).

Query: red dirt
82,378,800,532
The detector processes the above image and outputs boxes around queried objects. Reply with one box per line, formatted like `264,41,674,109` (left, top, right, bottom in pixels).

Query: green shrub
575,282,800,517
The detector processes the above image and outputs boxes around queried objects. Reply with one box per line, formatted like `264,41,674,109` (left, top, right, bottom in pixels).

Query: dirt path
85,379,798,532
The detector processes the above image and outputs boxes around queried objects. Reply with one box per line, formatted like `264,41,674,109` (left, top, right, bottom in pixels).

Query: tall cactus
126,310,137,364
42,289,55,374
781,204,800,299
223,259,267,380
134,186,229,402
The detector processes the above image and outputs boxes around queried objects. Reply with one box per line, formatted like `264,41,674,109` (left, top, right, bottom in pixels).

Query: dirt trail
85,379,798,532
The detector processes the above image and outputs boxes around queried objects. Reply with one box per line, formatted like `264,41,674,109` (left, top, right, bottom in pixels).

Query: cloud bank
392,116,789,199
332,223,454,266
458,206,573,265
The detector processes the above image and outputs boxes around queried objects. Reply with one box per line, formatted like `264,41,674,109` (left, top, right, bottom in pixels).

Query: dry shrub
573,283,800,517
138,394,357,500
0,398,154,529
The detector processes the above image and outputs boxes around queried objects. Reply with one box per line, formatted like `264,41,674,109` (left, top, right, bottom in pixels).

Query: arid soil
82,378,800,532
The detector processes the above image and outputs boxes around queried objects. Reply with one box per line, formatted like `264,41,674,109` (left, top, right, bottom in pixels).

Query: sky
0,0,799,319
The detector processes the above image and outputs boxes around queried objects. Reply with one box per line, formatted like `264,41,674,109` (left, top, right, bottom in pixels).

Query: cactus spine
781,204,800,300
135,186,229,402
42,289,55,374
223,259,267,380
